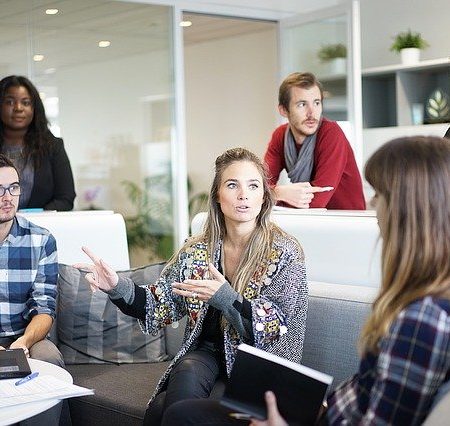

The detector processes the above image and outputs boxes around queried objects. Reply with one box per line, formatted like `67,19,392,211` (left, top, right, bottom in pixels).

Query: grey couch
56,262,376,425
57,269,447,425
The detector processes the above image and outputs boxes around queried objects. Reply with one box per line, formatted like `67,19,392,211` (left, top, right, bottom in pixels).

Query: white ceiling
0,0,172,75
137,0,343,19
182,12,275,44
0,0,340,79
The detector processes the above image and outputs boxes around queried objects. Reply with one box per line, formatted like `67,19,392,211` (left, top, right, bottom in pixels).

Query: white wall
360,0,450,68
184,28,278,195
56,50,172,214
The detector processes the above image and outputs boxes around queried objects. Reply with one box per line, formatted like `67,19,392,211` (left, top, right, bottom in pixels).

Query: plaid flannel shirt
327,296,450,425
0,215,58,337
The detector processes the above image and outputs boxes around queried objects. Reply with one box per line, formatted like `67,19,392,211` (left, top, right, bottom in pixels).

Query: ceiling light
45,9,59,15
39,92,46,100
98,40,111,48
33,54,44,62
179,21,192,27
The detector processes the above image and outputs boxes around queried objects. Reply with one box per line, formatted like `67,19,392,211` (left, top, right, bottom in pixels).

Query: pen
15,371,39,386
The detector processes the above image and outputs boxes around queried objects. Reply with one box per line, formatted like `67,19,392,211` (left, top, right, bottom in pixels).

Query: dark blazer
27,137,76,211
445,127,450,139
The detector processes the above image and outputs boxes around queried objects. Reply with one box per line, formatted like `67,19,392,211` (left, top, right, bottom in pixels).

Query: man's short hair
279,72,324,111
0,154,19,177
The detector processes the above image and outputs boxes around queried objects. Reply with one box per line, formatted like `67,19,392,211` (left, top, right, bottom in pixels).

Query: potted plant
317,43,347,74
121,179,171,265
390,29,429,65
122,177,209,266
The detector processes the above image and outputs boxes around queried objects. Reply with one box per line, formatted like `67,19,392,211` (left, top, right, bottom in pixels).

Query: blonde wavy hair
360,136,450,354
170,147,282,295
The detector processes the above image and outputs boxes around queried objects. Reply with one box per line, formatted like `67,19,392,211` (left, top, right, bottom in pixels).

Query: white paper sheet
0,375,94,407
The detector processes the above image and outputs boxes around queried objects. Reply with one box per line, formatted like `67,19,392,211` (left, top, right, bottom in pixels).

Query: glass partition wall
279,1,363,168
0,0,178,265
281,15,348,121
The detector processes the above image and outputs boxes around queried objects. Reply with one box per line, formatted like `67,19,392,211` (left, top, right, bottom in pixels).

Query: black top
444,126,450,139
27,136,76,211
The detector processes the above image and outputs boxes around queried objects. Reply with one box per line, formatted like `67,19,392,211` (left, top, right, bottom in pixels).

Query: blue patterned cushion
57,263,168,364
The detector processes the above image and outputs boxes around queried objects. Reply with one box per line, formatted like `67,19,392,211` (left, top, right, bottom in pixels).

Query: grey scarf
283,125,318,183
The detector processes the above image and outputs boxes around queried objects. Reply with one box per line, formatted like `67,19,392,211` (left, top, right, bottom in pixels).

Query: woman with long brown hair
249,136,450,426
76,147,308,425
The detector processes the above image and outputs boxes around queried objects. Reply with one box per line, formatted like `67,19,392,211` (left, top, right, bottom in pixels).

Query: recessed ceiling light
98,40,111,48
45,9,59,15
179,21,192,27
33,54,44,62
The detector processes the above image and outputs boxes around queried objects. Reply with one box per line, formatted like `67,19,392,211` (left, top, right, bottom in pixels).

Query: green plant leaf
426,90,450,121
390,29,429,52
317,43,347,62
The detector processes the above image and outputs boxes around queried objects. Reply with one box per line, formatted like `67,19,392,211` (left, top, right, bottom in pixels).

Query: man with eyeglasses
0,154,64,424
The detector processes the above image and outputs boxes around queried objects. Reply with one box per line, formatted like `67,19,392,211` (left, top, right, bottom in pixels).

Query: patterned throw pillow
57,262,168,364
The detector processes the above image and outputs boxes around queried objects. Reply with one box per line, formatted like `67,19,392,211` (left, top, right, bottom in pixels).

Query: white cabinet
362,58,450,128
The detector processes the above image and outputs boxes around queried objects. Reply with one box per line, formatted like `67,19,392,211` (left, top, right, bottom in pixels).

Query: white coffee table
0,358,72,426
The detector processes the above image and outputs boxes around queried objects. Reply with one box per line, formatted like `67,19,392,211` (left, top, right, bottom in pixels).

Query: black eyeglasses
0,183,21,197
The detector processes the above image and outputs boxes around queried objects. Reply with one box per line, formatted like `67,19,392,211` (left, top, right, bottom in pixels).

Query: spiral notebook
221,344,333,425
0,349,32,379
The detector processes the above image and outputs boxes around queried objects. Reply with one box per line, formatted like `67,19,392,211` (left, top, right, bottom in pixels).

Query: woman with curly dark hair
0,75,75,210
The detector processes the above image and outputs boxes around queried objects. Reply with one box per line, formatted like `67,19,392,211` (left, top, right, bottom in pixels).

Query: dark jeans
144,344,226,426
161,399,246,426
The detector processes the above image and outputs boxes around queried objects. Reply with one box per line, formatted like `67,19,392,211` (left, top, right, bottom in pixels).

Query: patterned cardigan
139,230,308,404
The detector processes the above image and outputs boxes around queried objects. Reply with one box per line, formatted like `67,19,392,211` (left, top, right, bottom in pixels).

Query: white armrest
18,211,130,271
191,210,381,288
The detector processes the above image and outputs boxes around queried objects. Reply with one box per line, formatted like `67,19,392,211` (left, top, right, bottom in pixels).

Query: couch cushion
57,263,168,364
301,282,378,389
67,362,171,425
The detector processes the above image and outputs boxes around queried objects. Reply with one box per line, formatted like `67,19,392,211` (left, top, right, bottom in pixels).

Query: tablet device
0,349,32,379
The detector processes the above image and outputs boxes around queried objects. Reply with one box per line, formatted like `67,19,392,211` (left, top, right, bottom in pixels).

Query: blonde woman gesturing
76,148,308,426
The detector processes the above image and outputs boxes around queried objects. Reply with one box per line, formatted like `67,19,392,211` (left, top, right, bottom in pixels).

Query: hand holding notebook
220,344,333,425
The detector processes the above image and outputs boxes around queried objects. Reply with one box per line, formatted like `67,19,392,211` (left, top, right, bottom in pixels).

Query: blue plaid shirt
0,215,58,337
327,296,450,425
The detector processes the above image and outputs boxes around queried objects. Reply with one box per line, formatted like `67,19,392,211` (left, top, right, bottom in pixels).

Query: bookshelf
361,57,450,128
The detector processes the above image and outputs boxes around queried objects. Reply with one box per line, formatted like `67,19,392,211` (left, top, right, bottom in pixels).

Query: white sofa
191,209,382,288
32,209,445,425
18,210,130,270
191,209,381,385
190,210,449,424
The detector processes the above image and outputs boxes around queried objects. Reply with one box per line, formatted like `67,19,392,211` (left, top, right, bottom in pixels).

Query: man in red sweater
264,72,365,209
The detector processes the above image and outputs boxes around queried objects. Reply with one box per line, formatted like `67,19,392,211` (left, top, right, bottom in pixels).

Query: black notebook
0,348,32,379
221,344,333,425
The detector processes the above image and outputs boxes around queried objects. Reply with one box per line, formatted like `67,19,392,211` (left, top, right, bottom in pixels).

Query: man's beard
0,202,16,224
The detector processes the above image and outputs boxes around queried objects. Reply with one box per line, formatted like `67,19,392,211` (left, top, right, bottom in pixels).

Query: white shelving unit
359,58,450,195
361,57,450,128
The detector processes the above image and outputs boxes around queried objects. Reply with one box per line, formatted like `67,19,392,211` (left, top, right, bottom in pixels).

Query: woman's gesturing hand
73,246,119,292
172,263,225,302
